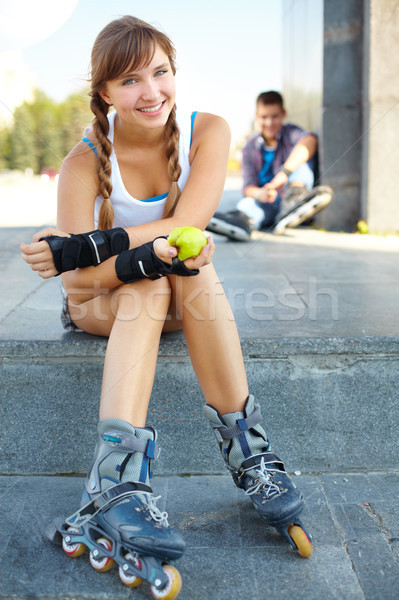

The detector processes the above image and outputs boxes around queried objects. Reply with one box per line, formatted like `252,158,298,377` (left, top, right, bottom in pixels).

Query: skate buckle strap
102,431,161,460
145,439,157,459
66,481,153,528
212,403,263,443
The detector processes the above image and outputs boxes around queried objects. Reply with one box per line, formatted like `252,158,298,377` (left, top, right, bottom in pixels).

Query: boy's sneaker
273,186,333,235
206,210,253,241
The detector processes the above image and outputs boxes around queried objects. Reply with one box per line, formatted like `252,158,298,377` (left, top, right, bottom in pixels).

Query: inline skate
203,395,313,557
46,419,186,599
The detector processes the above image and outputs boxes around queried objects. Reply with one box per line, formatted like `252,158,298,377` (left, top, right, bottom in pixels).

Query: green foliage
0,127,11,170
58,89,93,158
8,102,37,171
0,88,92,173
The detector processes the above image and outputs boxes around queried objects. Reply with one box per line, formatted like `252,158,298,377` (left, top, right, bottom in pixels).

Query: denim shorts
60,282,80,332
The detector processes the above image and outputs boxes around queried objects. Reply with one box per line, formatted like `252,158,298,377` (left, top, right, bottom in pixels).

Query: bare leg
168,264,249,415
68,277,174,427
68,264,248,421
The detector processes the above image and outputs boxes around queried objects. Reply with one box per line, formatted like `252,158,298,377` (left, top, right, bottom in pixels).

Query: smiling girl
20,15,311,598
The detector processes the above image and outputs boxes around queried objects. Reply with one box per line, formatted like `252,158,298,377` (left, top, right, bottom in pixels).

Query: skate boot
203,395,313,557
206,210,253,241
273,185,333,234
46,419,185,598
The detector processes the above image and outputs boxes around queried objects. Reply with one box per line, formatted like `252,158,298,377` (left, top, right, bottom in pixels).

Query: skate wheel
62,527,86,557
151,565,182,599
119,553,143,587
288,524,313,558
89,537,116,572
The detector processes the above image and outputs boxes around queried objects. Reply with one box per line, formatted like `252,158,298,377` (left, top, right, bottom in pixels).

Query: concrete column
282,0,399,232
362,0,399,233
282,0,323,133
318,0,363,231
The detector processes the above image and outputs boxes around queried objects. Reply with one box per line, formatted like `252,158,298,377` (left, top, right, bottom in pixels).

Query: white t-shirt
83,110,195,228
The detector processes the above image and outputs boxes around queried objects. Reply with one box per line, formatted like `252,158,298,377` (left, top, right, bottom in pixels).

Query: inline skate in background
46,419,186,599
273,185,333,234
203,395,313,557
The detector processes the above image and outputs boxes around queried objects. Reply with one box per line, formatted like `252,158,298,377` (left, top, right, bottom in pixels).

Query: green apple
167,226,207,261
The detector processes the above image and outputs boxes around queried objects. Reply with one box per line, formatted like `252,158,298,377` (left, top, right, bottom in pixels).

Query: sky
0,0,283,146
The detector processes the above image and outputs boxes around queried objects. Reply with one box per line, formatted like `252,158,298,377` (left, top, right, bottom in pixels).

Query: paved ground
1,472,398,600
2,225,399,341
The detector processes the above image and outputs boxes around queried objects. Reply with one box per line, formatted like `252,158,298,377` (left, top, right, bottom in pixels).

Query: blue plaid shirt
241,123,316,191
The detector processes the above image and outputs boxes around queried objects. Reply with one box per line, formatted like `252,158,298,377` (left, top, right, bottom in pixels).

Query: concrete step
1,333,398,475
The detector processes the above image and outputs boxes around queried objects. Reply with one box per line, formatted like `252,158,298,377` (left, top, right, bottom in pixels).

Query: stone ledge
1,341,398,475
1,335,399,360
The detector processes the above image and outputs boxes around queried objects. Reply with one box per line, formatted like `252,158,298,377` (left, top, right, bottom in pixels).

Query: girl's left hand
20,227,70,279
153,233,215,270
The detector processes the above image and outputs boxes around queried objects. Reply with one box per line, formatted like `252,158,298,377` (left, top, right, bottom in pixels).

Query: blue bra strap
82,136,99,158
190,111,197,146
141,192,168,203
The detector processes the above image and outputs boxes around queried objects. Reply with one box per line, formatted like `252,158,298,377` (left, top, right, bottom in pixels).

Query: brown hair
256,91,285,110
89,16,182,229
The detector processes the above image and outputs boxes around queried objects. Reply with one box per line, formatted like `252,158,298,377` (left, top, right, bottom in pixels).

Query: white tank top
84,110,195,228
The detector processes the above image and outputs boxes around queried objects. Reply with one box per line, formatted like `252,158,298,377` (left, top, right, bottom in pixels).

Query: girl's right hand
20,228,70,279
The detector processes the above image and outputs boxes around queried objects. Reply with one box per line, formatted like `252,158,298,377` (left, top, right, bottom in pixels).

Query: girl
21,15,311,599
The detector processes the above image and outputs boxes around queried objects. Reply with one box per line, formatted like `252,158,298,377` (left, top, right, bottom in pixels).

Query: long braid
90,93,114,230
162,105,182,219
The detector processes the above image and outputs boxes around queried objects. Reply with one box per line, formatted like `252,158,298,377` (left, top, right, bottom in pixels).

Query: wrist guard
115,237,199,283
40,228,129,275
280,166,292,177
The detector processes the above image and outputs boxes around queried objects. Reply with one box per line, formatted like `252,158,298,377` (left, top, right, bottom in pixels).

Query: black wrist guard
115,237,199,283
40,228,129,275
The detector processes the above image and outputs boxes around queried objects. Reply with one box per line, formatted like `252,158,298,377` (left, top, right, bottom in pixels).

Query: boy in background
208,91,332,240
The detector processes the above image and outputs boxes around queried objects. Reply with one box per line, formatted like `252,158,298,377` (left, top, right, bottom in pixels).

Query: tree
28,90,63,171
0,126,11,170
8,102,37,171
5,87,93,173
59,89,93,158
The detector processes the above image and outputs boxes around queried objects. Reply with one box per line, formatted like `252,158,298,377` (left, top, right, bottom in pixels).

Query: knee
169,264,225,319
170,263,219,293
112,277,172,322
